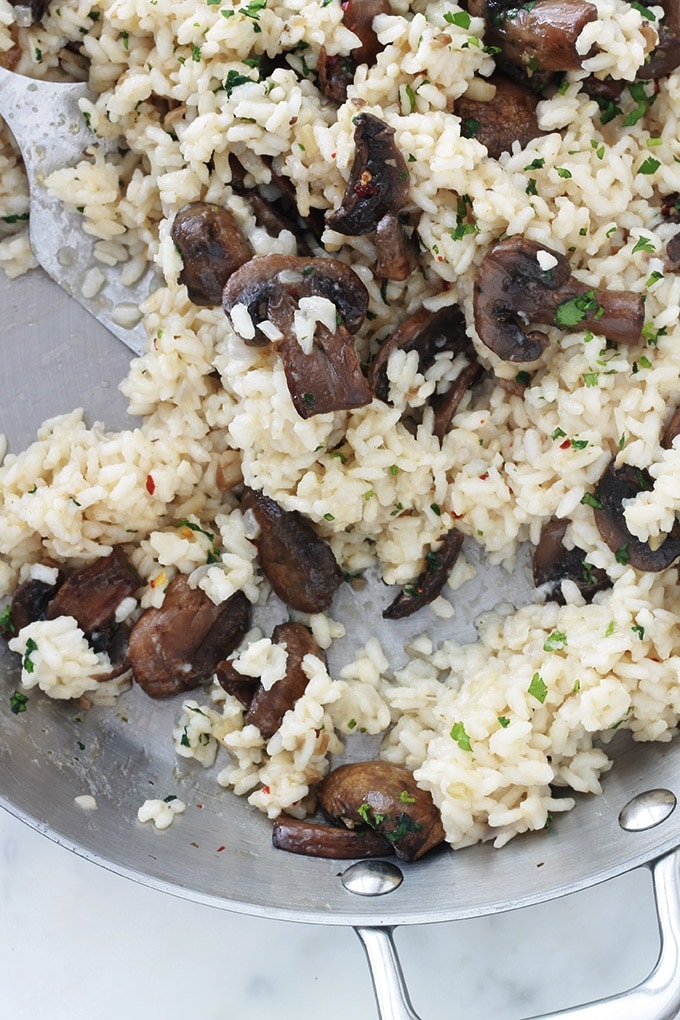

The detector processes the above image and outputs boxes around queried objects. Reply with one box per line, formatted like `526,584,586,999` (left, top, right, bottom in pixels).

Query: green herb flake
515,370,531,386
646,270,664,288
240,0,267,17
323,512,335,522
399,790,416,804
404,84,416,114
386,813,423,844
631,624,645,640
497,715,510,728
10,690,28,715
632,235,655,254
581,491,603,509
525,178,538,196
615,544,630,565
555,166,572,179
605,620,616,636
462,116,480,139
524,157,545,171
629,1,656,19
347,718,357,730
22,637,38,675
1,212,29,224
552,426,567,440
543,631,567,652
450,721,472,751
570,438,588,450
430,502,441,516
638,155,661,175
583,372,599,387
444,9,471,28
554,289,600,328
528,672,548,704
0,604,17,639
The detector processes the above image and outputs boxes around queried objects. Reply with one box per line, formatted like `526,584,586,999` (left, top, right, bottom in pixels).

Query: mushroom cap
171,201,251,306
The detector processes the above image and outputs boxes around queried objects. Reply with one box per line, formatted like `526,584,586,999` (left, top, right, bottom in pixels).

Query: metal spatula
0,65,156,356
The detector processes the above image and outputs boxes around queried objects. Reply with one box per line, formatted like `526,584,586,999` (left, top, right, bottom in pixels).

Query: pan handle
354,846,680,1020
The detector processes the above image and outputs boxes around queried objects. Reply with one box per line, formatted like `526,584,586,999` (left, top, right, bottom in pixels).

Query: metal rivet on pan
340,859,404,896
619,788,677,832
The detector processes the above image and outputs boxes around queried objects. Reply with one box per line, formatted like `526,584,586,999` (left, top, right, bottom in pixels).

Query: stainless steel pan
3,267,680,1019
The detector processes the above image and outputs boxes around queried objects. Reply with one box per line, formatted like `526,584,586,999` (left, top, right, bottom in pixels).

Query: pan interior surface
2,269,680,928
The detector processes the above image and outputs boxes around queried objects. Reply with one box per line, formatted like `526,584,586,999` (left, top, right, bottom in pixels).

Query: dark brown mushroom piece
374,211,417,282
383,528,465,620
171,201,251,306
473,237,645,362
533,517,610,603
326,113,409,236
6,567,64,635
223,253,372,417
662,406,680,448
241,487,344,614
272,815,392,858
667,232,680,266
370,302,483,439
228,156,318,255
592,461,680,571
318,761,445,862
317,0,392,104
128,575,251,697
215,658,259,708
636,0,680,80
245,622,325,738
457,74,543,159
471,0,597,77
8,0,52,24
46,547,138,640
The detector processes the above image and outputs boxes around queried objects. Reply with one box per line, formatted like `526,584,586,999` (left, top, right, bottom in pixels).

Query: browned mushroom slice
662,406,680,448
8,567,64,633
317,1,392,104
473,237,645,362
46,547,138,638
667,232,680,266
241,487,344,614
383,529,464,620
431,360,484,440
171,201,251,306
374,211,417,281
245,622,326,738
533,518,610,603
370,304,470,402
215,658,259,708
318,761,445,862
457,74,543,159
592,461,680,572
326,113,409,236
636,0,680,80
317,47,356,104
478,0,597,76
128,576,251,697
223,254,372,417
272,815,392,858
8,0,51,24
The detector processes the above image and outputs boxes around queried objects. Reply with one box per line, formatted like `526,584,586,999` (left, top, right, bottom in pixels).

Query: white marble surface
0,806,664,1020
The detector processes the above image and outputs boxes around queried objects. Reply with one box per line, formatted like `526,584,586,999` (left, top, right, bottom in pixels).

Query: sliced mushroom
272,815,392,858
370,303,482,437
46,547,138,639
326,113,409,236
667,232,680,266
245,622,325,738
474,0,597,76
223,254,372,417
241,487,344,614
662,406,680,448
384,529,464,619
473,237,645,362
215,658,259,708
318,761,445,862
8,0,51,25
592,461,680,571
228,156,318,255
374,211,417,281
457,74,543,159
636,0,680,80
533,518,610,603
171,201,252,306
128,576,251,697
8,567,64,633
317,0,392,104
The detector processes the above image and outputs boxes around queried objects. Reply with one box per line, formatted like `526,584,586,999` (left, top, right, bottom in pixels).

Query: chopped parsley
0,604,17,639
629,0,656,18
554,290,601,328
10,690,28,715
450,721,472,751
385,813,423,844
399,790,416,804
22,637,38,674
615,544,630,565
638,156,661,175
632,236,655,254
543,631,567,652
444,9,471,28
581,491,603,509
623,81,657,127
631,624,645,640
528,671,548,704
497,715,510,728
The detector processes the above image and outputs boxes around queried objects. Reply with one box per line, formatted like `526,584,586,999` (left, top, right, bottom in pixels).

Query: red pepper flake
559,439,571,450
216,845,226,853
261,785,270,795
330,152,336,159
145,474,156,494
354,170,376,197
479,472,489,481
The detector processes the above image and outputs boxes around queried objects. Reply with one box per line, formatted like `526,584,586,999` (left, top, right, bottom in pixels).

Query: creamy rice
1,0,680,851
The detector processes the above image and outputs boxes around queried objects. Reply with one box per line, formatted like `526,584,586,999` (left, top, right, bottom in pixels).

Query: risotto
1,0,680,853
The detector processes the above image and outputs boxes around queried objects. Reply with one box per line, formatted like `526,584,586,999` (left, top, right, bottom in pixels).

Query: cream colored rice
1,0,680,851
